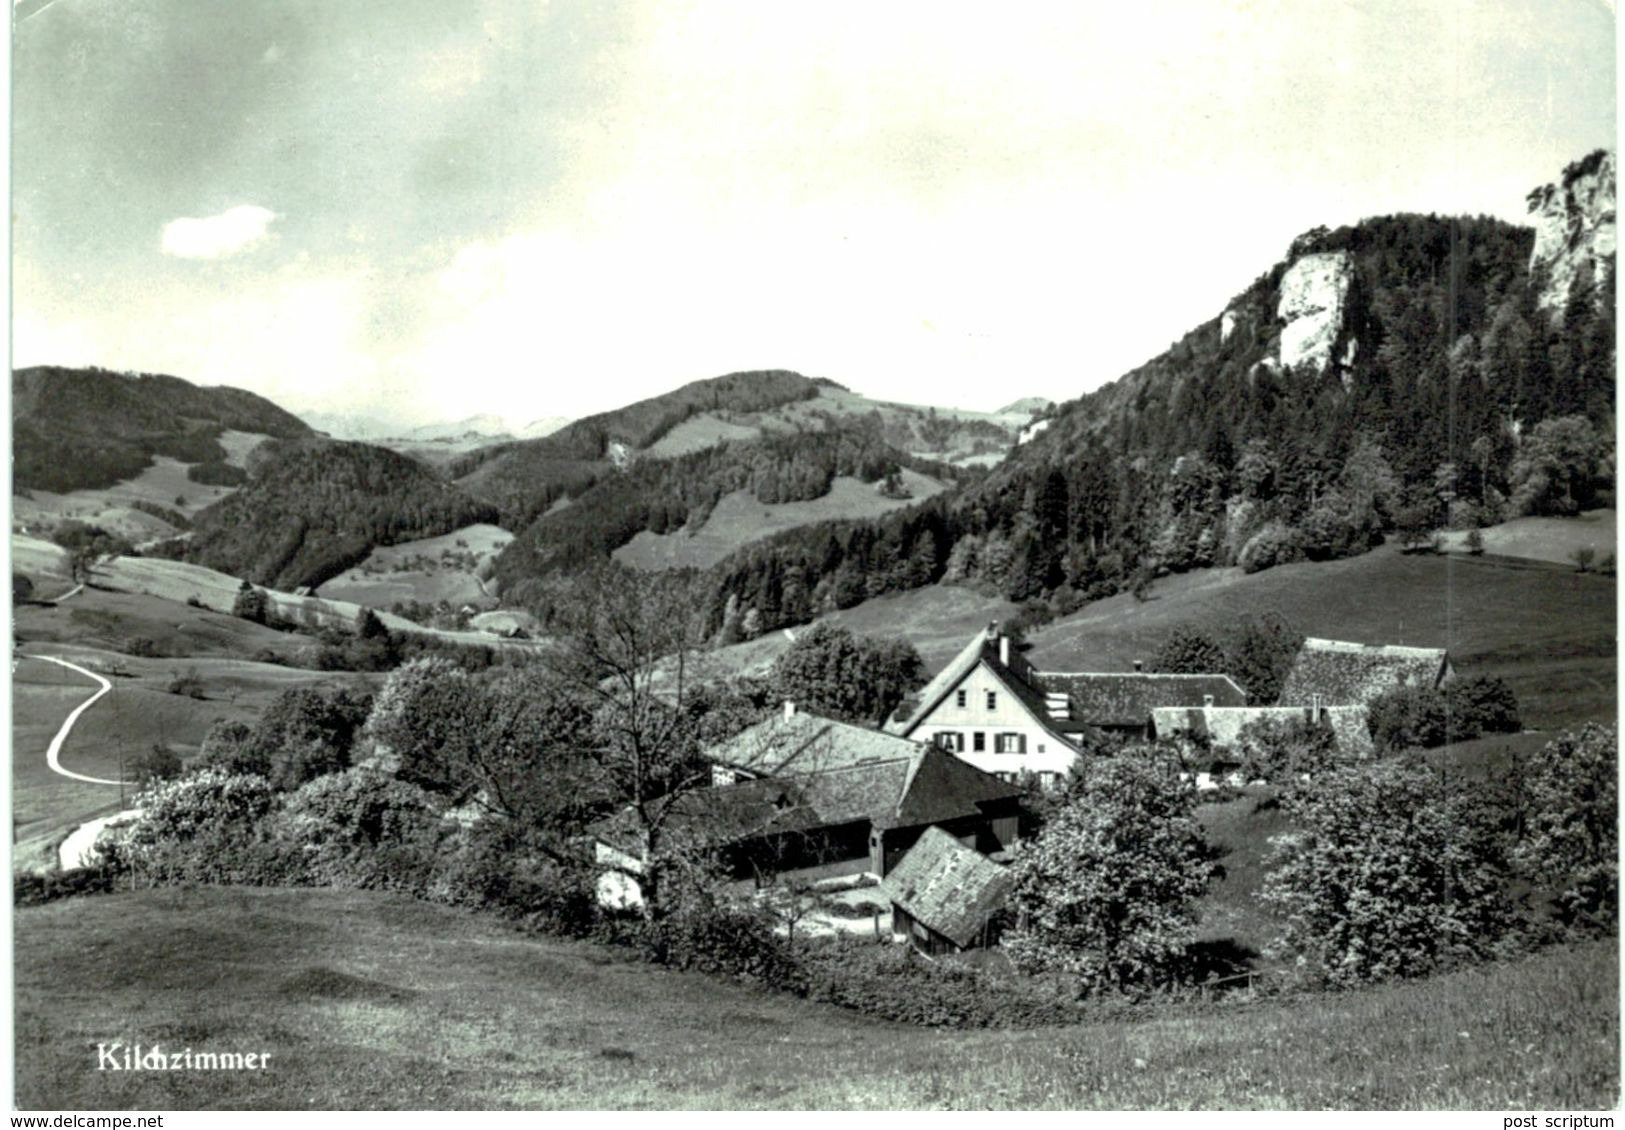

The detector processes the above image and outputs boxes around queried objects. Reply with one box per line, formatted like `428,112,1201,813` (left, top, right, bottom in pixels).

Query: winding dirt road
30,654,122,786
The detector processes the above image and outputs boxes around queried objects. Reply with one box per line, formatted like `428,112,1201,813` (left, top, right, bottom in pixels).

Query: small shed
882,826,1015,956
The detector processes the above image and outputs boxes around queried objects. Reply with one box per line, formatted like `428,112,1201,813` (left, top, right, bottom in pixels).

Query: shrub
1447,675,1521,736
1237,521,1302,574
1366,684,1453,751
97,768,289,886
797,937,1096,1028
13,866,121,907
1151,626,1228,676
123,637,160,658
1513,723,1617,932
231,581,268,624
271,768,444,893
1005,753,1215,994
1368,678,1521,752
1465,527,1486,556
13,573,35,605
1234,714,1338,783
426,821,599,936
1571,546,1598,573
1259,761,1519,987
166,668,206,699
131,744,184,787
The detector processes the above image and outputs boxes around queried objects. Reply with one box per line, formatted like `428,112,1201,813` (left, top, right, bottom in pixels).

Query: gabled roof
1277,638,1451,707
708,709,927,777
595,744,1022,855
1035,672,1247,728
882,826,1015,948
1149,704,1374,758
884,631,1101,750
885,631,995,736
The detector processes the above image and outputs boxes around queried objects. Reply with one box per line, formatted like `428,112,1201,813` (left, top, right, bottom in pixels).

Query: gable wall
910,661,1079,778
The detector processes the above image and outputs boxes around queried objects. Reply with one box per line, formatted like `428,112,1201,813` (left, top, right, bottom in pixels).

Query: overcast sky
10,0,1617,429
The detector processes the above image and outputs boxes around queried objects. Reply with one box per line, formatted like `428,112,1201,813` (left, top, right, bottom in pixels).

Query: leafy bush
1005,752,1215,994
1237,521,1303,574
1260,761,1520,987
13,865,121,907
166,668,206,699
1152,626,1228,676
1366,685,1454,751
97,768,290,886
131,744,184,787
1368,677,1522,752
1234,714,1337,783
797,937,1096,1028
1513,723,1617,932
425,821,599,937
272,768,444,892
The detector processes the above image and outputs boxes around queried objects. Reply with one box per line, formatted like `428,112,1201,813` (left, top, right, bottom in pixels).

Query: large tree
1260,761,1517,986
768,623,926,726
1005,752,1215,993
1513,723,1617,931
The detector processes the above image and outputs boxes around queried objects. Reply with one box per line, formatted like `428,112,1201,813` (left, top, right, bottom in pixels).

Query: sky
9,0,1618,430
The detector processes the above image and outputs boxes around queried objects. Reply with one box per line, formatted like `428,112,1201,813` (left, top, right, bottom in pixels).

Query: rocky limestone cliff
1527,149,1616,317
1275,250,1354,379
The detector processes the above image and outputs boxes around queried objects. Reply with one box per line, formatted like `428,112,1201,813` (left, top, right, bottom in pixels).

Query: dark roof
882,826,1015,948
892,745,1024,827
1035,672,1247,728
596,746,1021,855
885,631,1102,749
708,709,928,776
1277,638,1451,707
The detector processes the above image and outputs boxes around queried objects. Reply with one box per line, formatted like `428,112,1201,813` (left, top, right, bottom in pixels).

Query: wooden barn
882,826,1016,956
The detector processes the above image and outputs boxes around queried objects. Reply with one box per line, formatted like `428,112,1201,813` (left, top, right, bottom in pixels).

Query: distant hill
166,436,499,590
12,366,311,493
997,397,1053,416
453,370,835,527
492,418,968,603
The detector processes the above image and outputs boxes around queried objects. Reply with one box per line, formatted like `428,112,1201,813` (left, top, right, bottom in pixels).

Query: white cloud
160,205,278,259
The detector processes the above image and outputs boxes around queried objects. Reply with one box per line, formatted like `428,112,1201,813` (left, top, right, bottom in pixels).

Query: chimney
1133,659,1143,672
783,700,796,721
999,636,1010,666
1311,693,1323,724
986,620,1000,639
1203,694,1214,708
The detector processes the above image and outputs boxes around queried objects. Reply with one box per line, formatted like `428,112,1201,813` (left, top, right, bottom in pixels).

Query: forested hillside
12,366,311,493
683,156,1615,641
454,369,831,527
494,419,967,603
165,437,499,590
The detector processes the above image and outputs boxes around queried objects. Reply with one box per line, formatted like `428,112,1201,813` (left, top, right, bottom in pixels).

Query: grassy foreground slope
14,887,1615,1110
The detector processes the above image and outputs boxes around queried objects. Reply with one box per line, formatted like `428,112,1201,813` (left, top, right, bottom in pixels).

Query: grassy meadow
1023,545,1614,729
613,472,948,573
695,536,1614,730
315,522,512,608
11,429,270,543
13,886,1616,1110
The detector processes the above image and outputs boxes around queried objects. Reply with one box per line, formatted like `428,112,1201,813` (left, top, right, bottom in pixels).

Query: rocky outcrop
1276,250,1354,379
1527,149,1616,318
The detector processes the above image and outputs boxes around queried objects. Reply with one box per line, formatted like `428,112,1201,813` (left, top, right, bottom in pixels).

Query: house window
986,691,997,710
934,732,964,752
995,733,1027,754
1037,743,1046,754
956,689,968,708
973,731,986,752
